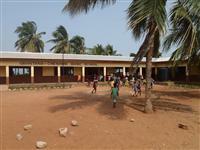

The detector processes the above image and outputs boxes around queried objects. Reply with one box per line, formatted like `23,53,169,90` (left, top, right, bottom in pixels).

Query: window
10,67,30,76
61,67,74,76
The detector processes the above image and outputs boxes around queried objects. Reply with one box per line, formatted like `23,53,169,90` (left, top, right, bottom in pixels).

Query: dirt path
1,85,200,150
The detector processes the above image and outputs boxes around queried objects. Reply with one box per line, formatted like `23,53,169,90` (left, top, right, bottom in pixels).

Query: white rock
16,133,23,141
24,124,32,130
59,127,68,137
71,120,78,126
36,141,47,149
130,119,135,122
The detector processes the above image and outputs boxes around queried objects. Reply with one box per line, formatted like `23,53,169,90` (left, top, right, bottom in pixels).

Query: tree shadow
121,96,195,113
153,90,200,100
48,88,196,120
49,92,128,120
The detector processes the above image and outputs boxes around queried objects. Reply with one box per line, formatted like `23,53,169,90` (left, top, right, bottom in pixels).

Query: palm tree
63,0,167,113
104,44,117,55
128,0,167,112
47,25,71,53
15,21,45,52
163,0,200,65
90,44,105,55
70,35,85,54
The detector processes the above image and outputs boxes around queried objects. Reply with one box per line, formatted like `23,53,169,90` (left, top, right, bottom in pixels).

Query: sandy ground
1,84,200,150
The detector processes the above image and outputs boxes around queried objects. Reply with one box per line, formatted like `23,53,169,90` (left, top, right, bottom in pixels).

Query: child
91,80,98,94
132,80,138,96
111,83,119,108
137,80,141,96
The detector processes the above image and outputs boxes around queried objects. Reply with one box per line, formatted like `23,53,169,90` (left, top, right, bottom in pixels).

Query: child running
91,80,98,94
111,83,119,108
132,80,138,96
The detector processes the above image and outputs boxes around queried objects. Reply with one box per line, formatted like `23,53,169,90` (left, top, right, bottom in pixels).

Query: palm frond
63,0,116,16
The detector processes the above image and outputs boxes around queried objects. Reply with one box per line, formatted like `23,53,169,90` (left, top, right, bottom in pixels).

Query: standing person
137,80,142,96
132,80,138,96
111,83,119,108
151,78,155,89
91,80,98,94
110,78,115,89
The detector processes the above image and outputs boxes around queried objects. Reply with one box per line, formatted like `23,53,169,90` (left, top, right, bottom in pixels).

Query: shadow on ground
48,88,196,119
153,89,200,100
49,91,128,120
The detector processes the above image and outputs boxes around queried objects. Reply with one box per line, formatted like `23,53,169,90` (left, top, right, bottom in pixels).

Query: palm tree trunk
144,31,155,113
144,48,153,113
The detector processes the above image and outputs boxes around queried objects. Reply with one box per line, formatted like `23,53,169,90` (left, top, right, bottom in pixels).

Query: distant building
0,52,199,84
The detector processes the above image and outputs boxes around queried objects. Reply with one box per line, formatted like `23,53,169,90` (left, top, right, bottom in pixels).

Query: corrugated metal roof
0,51,170,62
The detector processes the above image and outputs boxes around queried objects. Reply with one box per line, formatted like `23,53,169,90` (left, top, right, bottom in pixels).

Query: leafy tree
127,0,167,113
104,44,117,55
90,44,105,55
130,53,136,57
47,25,71,53
63,0,167,113
86,44,121,56
15,21,45,52
70,35,85,54
163,0,200,65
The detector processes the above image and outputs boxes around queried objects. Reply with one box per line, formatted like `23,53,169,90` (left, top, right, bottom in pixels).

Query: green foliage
127,0,167,66
70,35,85,54
163,0,200,65
47,25,71,53
63,0,116,16
87,44,121,55
15,21,45,52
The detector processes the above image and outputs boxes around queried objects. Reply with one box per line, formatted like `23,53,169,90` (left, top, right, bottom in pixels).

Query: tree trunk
144,48,153,113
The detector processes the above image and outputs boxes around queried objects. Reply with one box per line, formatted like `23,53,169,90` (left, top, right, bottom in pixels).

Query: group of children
132,79,142,97
91,77,147,108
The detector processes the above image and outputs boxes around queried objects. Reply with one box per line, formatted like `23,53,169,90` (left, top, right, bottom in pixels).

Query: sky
0,0,174,56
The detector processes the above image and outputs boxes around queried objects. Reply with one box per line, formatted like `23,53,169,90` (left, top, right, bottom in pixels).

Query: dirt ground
1,84,200,150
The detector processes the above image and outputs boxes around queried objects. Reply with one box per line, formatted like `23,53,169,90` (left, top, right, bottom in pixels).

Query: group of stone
16,120,79,149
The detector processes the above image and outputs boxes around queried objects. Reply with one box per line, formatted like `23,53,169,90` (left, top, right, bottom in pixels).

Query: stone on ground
59,127,68,137
178,123,188,130
71,120,78,126
36,141,47,149
130,118,135,122
24,124,32,130
16,133,23,141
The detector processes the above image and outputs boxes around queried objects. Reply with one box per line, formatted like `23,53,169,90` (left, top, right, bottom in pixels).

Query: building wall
74,67,82,76
0,66,6,77
42,67,55,76
190,65,200,75
106,67,115,75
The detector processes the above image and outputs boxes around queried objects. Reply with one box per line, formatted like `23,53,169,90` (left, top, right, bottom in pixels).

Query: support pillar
186,65,189,82
123,67,126,77
6,66,9,84
82,66,85,82
57,66,61,83
155,67,158,80
139,67,143,76
103,67,106,81
31,66,34,83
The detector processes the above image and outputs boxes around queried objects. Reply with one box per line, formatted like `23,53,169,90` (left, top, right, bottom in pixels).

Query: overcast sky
1,0,174,56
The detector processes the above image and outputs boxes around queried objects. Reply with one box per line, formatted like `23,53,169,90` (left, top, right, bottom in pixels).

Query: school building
0,52,200,85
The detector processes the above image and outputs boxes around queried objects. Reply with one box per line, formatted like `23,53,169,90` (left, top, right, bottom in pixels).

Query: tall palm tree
63,0,167,113
70,35,85,54
128,0,167,112
47,25,71,53
90,44,105,55
15,21,45,52
104,44,117,55
163,0,200,65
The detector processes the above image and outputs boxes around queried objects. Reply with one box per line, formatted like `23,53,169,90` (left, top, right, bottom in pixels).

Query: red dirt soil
1,85,200,150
